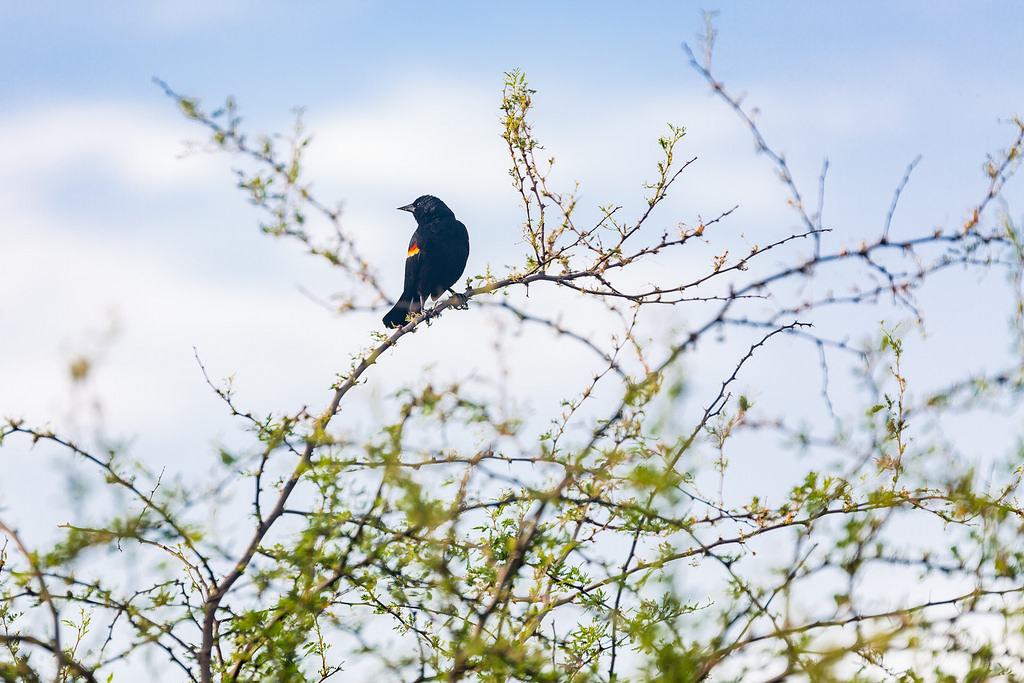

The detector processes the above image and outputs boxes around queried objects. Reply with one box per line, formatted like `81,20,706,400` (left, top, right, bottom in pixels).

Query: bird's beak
397,202,416,212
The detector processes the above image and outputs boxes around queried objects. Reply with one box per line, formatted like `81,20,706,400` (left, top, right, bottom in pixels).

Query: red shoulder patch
407,243,420,258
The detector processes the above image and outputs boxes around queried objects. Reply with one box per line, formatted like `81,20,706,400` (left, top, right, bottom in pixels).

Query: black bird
382,195,470,328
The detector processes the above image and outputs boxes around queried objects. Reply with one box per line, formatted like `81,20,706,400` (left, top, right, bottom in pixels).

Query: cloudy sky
3,2,1024,532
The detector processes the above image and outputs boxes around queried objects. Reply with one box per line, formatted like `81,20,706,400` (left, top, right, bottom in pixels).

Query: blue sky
2,1,1024,534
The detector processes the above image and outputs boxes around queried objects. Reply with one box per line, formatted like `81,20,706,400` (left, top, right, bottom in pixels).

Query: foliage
3,26,1024,683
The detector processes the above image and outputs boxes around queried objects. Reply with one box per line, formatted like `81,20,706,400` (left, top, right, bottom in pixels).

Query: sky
2,0,1024,612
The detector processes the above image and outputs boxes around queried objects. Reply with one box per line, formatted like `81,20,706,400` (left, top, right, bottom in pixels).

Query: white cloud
0,102,220,197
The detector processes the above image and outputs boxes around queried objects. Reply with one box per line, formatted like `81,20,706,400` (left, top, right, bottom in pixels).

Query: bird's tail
382,294,422,328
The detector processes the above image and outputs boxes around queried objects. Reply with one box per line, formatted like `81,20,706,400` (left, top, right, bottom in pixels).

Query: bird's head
398,195,453,222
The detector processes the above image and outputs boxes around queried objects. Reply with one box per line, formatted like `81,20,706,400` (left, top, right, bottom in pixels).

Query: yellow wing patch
407,243,420,258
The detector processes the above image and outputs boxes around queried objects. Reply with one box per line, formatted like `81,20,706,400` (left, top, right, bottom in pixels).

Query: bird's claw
448,289,469,310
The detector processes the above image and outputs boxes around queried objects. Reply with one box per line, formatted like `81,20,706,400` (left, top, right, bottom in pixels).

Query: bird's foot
448,288,469,310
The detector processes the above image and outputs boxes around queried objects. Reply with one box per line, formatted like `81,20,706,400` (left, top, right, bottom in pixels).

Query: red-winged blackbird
382,195,470,328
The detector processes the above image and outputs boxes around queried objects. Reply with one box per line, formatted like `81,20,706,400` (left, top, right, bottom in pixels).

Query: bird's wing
401,232,423,299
